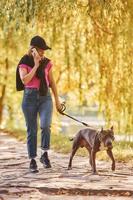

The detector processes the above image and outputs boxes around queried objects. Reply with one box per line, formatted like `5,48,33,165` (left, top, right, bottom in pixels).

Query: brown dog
68,126,115,174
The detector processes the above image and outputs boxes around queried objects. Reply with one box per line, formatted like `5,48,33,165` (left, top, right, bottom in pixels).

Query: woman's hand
32,48,41,67
55,100,65,113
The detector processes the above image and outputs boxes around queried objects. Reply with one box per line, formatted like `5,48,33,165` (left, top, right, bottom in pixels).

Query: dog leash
59,103,94,128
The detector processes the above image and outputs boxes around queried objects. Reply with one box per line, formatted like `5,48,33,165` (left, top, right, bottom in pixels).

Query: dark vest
16,54,50,95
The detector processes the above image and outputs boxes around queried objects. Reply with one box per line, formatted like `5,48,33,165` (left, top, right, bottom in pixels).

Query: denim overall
22,88,53,159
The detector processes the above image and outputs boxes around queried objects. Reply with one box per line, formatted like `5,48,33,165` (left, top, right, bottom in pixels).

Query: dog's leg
91,150,98,174
106,149,115,171
86,147,92,167
68,146,79,170
89,151,92,167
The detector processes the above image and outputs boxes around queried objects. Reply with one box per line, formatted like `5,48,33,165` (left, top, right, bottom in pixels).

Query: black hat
30,35,51,50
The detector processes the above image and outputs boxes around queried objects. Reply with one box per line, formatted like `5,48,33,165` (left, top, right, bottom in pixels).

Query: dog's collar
96,131,109,151
96,131,102,142
93,131,101,146
93,130,114,152
92,131,101,152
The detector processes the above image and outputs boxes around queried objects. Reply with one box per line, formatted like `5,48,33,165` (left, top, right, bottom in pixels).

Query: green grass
1,128,133,164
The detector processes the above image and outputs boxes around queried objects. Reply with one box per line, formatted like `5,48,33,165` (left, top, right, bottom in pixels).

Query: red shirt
19,62,52,89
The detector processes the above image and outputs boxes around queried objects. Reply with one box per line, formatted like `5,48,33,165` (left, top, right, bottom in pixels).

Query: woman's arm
19,51,41,84
48,68,62,112
19,65,38,84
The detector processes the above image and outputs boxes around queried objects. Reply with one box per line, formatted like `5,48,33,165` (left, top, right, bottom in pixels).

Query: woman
16,35,62,172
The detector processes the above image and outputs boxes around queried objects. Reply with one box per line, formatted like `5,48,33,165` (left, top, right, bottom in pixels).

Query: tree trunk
0,58,9,125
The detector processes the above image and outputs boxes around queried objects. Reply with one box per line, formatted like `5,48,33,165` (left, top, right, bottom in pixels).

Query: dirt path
0,131,133,200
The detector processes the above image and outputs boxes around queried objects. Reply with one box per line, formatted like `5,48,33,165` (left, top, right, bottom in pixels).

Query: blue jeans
22,88,53,159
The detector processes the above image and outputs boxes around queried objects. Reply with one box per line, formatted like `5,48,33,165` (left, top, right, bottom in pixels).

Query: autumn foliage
0,0,132,133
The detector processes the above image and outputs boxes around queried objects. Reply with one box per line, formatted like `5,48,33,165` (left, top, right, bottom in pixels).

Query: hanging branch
56,67,68,84
0,58,9,124
88,13,114,35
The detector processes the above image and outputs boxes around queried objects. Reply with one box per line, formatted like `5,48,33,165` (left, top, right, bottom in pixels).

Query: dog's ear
100,127,103,132
110,126,115,140
110,126,113,131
